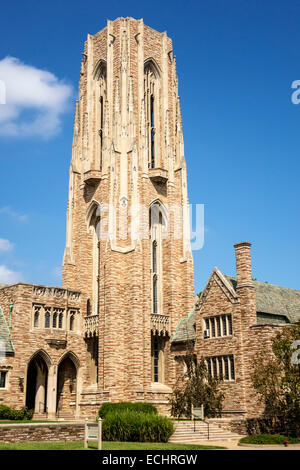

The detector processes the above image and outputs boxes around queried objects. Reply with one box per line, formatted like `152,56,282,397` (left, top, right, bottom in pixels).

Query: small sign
84,418,102,450
192,405,204,420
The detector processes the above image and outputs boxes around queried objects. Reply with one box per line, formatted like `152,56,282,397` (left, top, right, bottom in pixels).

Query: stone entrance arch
56,352,79,418
25,350,51,414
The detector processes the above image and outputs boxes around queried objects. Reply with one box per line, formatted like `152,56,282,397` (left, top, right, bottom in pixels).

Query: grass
0,440,226,450
239,434,300,445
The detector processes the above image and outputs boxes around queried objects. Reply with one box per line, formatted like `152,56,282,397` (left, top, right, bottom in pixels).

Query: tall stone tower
62,17,194,409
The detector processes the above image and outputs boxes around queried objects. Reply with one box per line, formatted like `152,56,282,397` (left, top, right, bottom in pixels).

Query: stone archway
56,353,78,418
25,351,49,414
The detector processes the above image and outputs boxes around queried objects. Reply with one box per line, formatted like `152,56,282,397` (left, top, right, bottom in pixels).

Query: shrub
239,433,300,445
0,404,12,419
98,402,158,419
101,410,174,443
0,405,33,421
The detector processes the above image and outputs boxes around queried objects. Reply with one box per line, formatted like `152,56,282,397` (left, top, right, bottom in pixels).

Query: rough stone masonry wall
194,277,247,414
0,422,85,443
61,17,195,412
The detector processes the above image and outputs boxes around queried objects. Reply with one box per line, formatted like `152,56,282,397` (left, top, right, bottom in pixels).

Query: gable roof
225,276,300,324
0,308,14,355
172,270,300,344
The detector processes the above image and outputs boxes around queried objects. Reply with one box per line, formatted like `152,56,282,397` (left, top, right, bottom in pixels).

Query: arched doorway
56,353,78,418
25,352,49,414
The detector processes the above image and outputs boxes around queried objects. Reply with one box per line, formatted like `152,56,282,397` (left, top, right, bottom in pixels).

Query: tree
251,323,300,436
169,341,224,419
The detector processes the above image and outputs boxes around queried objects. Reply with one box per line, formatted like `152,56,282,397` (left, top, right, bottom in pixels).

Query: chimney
233,241,256,327
234,241,253,288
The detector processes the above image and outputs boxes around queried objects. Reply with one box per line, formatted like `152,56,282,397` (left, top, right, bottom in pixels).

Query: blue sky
0,0,299,294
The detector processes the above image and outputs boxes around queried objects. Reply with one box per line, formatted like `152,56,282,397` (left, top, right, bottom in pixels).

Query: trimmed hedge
239,434,300,445
0,404,34,421
98,402,158,419
101,410,174,443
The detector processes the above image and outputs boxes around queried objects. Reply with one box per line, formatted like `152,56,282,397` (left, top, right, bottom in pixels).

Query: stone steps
169,421,243,442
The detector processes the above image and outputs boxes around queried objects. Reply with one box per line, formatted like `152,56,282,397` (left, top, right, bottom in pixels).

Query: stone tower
62,17,195,409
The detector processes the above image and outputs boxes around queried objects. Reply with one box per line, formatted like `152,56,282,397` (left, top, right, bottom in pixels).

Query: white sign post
84,418,102,450
192,405,204,420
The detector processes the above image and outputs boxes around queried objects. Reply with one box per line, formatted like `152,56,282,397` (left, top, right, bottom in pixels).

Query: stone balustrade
151,314,170,336
84,315,99,337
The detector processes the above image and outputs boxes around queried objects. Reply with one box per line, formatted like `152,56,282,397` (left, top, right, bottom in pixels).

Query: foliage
239,433,300,445
168,343,224,419
251,323,300,436
98,402,157,419
101,410,174,443
0,404,33,421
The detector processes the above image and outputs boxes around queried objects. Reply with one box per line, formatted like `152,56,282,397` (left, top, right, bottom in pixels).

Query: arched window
144,60,160,169
45,309,51,329
69,312,75,331
94,60,107,171
87,299,91,316
150,202,167,314
87,203,101,316
151,333,167,384
33,307,40,328
52,311,57,328
58,311,63,329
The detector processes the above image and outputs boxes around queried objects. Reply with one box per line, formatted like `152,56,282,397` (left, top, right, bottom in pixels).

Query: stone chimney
234,241,256,327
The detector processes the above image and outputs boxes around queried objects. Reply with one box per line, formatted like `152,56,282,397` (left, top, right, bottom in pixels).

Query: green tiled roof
0,308,14,355
172,305,196,343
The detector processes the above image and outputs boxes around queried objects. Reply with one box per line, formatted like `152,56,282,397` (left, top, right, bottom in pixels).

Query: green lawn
0,441,226,450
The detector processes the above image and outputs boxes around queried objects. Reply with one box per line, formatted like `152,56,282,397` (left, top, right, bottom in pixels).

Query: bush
0,404,12,419
0,405,33,421
98,402,158,419
101,410,174,443
239,434,300,445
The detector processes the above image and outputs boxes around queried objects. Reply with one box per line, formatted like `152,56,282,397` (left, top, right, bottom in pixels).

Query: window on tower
93,59,107,171
150,202,167,315
144,59,160,170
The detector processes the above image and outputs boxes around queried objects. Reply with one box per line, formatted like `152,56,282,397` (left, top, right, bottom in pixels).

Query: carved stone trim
84,315,99,337
151,314,170,336
45,338,67,349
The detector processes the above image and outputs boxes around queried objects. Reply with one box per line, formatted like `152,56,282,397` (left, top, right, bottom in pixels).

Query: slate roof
0,309,14,355
172,305,197,343
225,276,300,324
172,274,300,343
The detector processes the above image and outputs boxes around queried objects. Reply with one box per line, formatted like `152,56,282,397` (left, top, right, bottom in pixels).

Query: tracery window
151,333,167,384
144,60,160,169
94,60,107,171
45,308,51,329
150,202,167,315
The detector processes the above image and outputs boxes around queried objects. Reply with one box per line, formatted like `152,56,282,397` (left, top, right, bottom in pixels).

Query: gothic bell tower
62,17,195,408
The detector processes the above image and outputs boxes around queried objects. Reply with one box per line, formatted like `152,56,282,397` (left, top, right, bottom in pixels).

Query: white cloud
0,206,28,222
0,56,73,137
0,239,13,252
0,265,22,284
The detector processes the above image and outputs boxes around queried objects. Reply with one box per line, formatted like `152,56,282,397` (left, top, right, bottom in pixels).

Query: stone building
172,241,300,418
0,17,195,419
0,18,298,422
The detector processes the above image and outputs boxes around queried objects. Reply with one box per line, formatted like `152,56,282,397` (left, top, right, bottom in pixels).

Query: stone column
46,365,57,419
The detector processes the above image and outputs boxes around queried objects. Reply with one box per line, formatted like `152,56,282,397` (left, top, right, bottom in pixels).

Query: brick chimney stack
234,241,256,326
234,241,253,288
